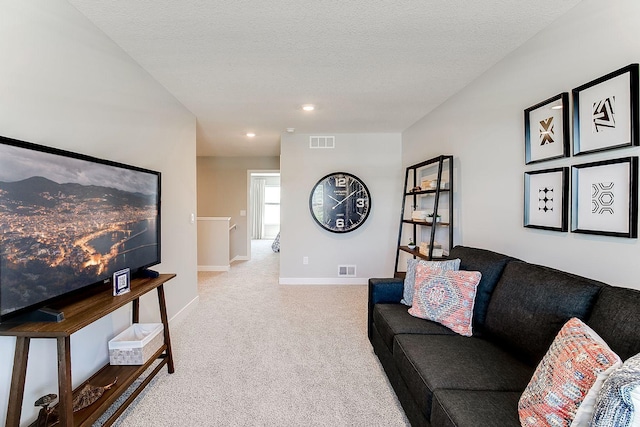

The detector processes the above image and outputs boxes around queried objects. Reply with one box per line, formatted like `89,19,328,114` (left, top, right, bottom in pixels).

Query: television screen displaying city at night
0,137,161,320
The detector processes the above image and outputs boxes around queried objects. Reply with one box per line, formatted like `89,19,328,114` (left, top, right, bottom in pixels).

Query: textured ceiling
67,0,582,157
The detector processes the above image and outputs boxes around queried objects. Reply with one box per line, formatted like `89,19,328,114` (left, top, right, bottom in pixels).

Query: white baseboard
231,256,249,262
169,295,199,326
197,265,229,272
278,277,368,285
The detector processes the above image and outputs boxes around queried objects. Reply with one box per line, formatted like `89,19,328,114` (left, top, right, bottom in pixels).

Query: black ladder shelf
394,155,454,278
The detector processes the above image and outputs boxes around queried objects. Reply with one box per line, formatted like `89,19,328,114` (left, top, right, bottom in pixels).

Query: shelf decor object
524,167,569,232
573,63,639,155
524,93,569,164
571,157,638,238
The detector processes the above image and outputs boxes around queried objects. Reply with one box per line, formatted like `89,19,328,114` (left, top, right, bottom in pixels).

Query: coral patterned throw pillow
519,317,621,427
407,264,481,336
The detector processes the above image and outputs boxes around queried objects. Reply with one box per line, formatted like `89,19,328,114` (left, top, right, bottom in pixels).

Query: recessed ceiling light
286,128,295,133
302,104,315,112
246,132,256,137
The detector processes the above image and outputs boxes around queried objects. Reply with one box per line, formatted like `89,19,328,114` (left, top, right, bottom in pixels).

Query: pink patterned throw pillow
518,317,621,427
407,264,481,336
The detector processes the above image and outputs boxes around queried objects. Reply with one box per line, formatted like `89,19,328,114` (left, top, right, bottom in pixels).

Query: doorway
248,171,280,259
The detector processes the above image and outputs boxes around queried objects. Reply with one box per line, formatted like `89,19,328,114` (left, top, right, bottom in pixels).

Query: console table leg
6,337,30,427
132,298,140,324
157,284,175,373
57,336,73,427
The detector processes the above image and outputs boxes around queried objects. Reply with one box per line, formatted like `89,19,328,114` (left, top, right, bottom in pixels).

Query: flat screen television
0,135,161,323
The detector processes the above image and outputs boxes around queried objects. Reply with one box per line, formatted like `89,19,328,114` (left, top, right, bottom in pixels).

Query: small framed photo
572,157,638,238
524,93,569,164
113,268,131,296
524,167,569,231
573,63,639,155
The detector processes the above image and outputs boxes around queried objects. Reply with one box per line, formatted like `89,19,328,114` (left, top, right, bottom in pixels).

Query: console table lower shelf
1,274,176,427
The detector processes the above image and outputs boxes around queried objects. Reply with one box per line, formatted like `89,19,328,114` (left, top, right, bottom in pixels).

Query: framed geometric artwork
571,157,638,238
573,63,639,155
524,167,569,232
524,93,570,164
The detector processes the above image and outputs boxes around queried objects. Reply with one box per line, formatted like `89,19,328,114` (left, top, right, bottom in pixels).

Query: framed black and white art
571,157,638,238
524,93,569,164
573,64,639,155
524,167,569,232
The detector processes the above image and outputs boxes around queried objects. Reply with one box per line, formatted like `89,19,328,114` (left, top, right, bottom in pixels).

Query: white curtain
251,178,266,239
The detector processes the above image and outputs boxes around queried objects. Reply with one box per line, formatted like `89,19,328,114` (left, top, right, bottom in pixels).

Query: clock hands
332,189,359,209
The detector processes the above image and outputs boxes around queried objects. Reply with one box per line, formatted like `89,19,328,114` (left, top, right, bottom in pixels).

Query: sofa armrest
368,277,404,339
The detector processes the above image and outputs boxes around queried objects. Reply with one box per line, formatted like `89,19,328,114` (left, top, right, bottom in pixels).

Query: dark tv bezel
0,135,161,323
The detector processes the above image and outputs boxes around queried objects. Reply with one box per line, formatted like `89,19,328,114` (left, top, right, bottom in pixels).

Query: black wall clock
309,172,371,233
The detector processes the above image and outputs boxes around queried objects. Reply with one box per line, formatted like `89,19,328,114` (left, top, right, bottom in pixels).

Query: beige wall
0,2,197,425
197,156,280,260
403,0,640,289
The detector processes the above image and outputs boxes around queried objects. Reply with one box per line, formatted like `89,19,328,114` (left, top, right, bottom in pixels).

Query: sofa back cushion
484,261,604,366
448,246,516,332
588,285,640,361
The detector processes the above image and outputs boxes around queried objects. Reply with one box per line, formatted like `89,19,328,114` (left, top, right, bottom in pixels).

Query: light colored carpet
113,240,409,426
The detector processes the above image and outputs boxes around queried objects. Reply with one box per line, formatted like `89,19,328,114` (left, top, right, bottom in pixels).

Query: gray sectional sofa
368,245,640,427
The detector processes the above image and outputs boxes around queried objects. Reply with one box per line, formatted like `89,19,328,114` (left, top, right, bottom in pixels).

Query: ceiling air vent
310,136,335,149
338,265,356,277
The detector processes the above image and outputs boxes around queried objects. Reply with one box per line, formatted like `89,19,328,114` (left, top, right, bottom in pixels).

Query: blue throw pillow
591,352,640,427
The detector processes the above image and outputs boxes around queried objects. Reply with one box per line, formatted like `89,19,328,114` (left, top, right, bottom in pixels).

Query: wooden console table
0,273,176,427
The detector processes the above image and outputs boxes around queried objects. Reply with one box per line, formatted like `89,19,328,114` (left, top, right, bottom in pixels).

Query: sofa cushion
518,317,621,427
401,257,461,305
393,334,534,420
588,285,640,361
408,266,481,336
448,245,516,331
373,304,455,352
484,261,604,366
431,390,521,427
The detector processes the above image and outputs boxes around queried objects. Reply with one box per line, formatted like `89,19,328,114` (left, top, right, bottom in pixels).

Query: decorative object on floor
524,167,569,231
573,63,639,155
408,264,481,337
72,378,118,412
571,157,638,238
590,352,640,427
518,318,621,427
271,232,280,252
524,92,570,164
35,394,58,427
309,172,371,233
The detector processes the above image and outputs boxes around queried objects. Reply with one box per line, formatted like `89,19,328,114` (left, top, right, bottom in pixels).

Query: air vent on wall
338,265,356,277
310,136,335,149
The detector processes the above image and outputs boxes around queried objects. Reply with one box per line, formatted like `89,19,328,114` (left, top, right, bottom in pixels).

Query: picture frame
113,268,131,296
573,63,639,155
524,93,569,164
524,167,569,231
571,157,638,238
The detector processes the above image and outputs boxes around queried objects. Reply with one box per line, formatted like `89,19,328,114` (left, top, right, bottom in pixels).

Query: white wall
0,2,197,425
403,0,640,289
280,133,402,283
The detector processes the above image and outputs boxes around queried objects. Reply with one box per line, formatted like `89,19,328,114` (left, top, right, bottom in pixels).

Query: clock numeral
336,218,345,228
335,177,347,187
356,198,365,208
